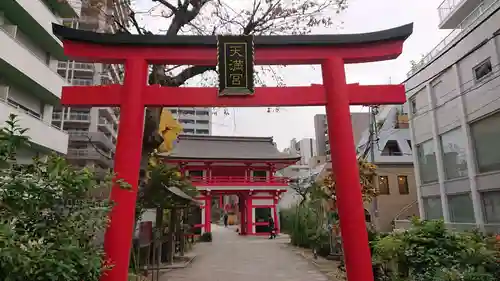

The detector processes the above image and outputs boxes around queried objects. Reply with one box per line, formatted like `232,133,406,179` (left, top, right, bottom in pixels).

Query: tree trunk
178,209,186,256
154,207,164,266
167,208,177,264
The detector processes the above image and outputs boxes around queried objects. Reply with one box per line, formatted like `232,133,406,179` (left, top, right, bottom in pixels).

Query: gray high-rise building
51,0,129,178
313,114,327,157
314,112,370,160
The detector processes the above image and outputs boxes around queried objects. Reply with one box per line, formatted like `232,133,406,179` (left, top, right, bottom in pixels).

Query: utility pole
369,106,379,226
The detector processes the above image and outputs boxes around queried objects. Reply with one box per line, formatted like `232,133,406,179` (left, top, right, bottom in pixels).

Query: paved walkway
160,225,329,281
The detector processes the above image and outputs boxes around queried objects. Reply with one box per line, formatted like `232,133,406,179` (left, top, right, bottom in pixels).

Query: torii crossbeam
52,23,413,281
62,84,406,107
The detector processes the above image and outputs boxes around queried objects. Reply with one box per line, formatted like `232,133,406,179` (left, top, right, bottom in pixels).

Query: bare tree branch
129,11,145,35
86,136,112,160
153,0,178,12
113,16,131,34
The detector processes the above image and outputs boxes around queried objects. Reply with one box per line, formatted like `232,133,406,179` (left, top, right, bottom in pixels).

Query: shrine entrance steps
160,225,329,281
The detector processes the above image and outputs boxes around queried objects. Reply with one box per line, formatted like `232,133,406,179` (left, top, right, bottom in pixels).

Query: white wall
406,7,500,226
0,29,66,100
134,209,156,238
15,0,62,45
0,101,68,154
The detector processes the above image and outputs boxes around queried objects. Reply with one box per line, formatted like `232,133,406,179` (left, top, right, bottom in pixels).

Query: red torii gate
53,23,412,281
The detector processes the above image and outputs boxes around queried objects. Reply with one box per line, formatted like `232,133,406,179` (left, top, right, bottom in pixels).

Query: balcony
45,0,82,18
0,27,67,104
57,61,95,73
189,176,289,187
438,0,487,29
0,98,68,154
66,148,113,167
99,108,119,125
68,131,115,151
408,0,500,77
98,118,117,137
0,0,64,58
71,78,93,86
93,167,110,180
52,112,90,122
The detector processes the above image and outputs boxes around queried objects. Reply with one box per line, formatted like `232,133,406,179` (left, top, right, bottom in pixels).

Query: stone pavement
160,225,329,281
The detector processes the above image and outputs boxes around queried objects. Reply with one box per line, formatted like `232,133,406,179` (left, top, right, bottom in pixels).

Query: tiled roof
160,135,300,161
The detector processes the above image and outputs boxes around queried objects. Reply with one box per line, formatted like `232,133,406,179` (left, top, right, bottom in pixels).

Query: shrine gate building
160,135,300,235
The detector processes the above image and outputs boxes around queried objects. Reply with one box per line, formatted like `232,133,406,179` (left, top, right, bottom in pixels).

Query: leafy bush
0,114,124,281
282,203,331,257
279,207,295,235
372,219,500,281
199,232,212,242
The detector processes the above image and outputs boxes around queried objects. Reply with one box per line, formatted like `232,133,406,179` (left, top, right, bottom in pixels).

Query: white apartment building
285,138,317,165
0,0,83,162
167,107,212,135
405,0,500,232
51,0,128,177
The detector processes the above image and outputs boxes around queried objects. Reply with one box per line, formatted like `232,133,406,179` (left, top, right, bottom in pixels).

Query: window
470,112,500,173
378,176,390,195
183,128,195,134
448,194,475,223
473,58,492,82
179,110,195,116
410,98,417,114
416,140,438,184
188,170,203,180
252,170,267,182
398,176,409,194
196,129,209,134
440,129,468,179
196,120,209,125
423,197,443,220
407,140,412,150
196,110,210,116
179,119,195,124
381,140,402,156
483,191,500,223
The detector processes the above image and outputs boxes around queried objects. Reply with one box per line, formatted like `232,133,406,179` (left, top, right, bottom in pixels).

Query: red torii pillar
52,22,412,281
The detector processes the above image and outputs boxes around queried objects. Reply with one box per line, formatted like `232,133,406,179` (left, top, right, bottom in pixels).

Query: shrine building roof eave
162,156,302,162
157,134,301,163
52,23,413,48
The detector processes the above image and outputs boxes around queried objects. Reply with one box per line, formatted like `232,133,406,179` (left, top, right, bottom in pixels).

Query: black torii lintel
52,23,413,47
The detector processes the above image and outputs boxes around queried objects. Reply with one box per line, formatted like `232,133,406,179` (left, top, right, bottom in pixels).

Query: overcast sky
136,0,449,150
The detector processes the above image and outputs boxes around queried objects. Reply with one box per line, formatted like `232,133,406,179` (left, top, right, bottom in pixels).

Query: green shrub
0,114,125,281
279,207,295,234
199,232,212,242
371,219,500,281
281,203,331,257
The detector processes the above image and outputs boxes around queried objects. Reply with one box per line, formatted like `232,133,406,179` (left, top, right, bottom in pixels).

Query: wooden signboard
217,35,254,96
138,221,152,247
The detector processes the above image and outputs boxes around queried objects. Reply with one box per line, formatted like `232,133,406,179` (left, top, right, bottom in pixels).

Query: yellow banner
157,108,183,153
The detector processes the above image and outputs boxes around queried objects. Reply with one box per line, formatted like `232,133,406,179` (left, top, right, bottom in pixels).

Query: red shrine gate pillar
238,195,244,234
241,198,247,234
103,59,148,281
273,192,280,233
322,57,374,281
246,192,253,234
